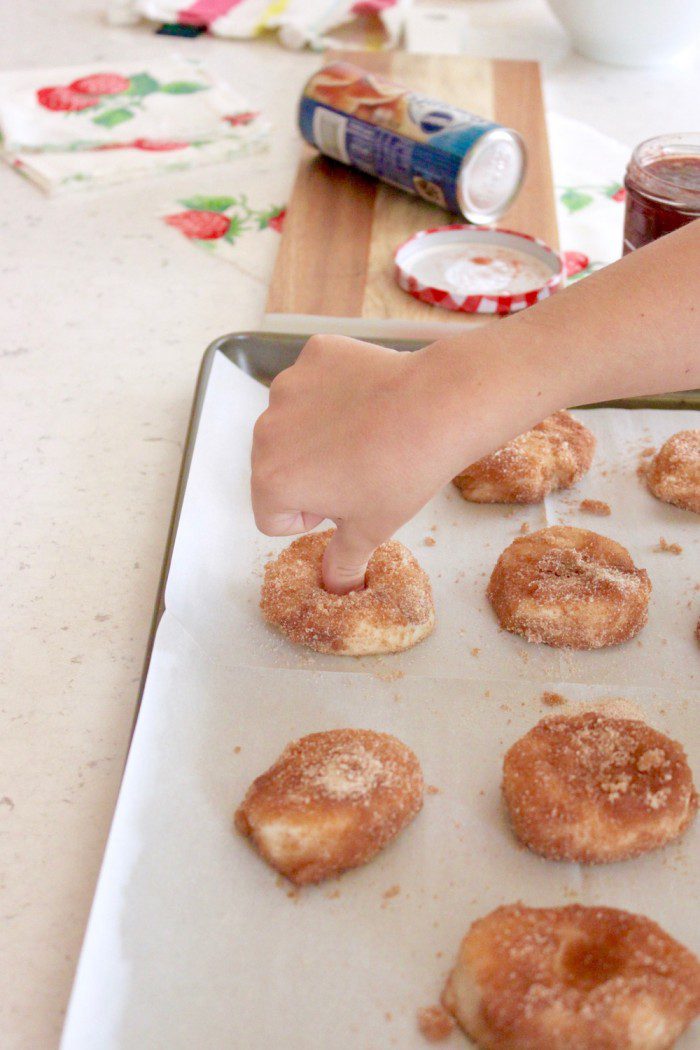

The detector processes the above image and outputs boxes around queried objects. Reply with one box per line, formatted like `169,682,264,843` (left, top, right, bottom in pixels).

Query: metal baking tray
131,329,699,747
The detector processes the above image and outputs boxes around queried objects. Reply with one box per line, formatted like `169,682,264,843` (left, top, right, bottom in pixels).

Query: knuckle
300,333,326,359
268,369,290,401
252,414,270,450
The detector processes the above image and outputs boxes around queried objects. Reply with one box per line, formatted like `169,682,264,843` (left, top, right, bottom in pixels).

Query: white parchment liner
62,350,700,1050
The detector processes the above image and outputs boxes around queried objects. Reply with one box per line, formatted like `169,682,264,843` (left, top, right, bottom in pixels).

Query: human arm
251,219,700,594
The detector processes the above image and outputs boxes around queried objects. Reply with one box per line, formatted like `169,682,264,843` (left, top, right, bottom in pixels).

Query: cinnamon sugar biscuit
235,729,423,885
261,530,435,655
453,411,595,504
487,526,651,649
503,713,697,863
442,903,700,1050
647,430,700,514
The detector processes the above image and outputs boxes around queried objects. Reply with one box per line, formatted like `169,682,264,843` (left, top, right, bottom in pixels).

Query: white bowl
545,0,700,66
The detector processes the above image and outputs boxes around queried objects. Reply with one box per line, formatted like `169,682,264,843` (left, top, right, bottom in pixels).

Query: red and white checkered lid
394,225,564,315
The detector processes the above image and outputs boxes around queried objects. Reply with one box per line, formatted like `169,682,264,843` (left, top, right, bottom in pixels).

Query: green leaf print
560,188,594,213
160,81,206,94
255,205,284,229
223,214,249,243
180,196,237,212
603,181,623,198
127,73,160,97
92,108,134,128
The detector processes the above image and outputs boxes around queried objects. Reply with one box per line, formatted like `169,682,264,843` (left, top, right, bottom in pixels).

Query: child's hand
251,332,548,594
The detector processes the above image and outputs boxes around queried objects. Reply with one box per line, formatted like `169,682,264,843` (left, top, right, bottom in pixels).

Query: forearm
422,220,700,471
252,221,699,591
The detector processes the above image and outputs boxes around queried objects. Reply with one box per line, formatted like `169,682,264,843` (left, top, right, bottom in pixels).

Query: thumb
322,522,376,595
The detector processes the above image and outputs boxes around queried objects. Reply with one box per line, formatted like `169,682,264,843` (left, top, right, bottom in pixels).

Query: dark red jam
623,134,700,254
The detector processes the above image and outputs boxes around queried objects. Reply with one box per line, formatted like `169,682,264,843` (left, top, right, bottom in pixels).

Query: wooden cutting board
267,51,558,326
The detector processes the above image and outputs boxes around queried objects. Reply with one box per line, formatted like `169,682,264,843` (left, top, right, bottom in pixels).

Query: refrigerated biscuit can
299,62,526,224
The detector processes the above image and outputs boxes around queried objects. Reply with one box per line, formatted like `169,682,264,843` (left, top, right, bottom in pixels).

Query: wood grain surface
266,51,557,325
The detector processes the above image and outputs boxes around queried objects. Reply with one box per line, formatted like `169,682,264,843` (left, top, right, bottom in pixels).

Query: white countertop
2,2,698,1046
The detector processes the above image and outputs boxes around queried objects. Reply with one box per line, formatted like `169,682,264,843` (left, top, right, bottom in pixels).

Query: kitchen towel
549,112,630,279
161,175,289,283
111,0,411,50
0,58,270,193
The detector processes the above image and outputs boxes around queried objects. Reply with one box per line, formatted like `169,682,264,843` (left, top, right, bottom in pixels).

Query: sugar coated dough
453,411,595,504
442,903,700,1050
260,529,435,655
503,713,698,863
647,429,700,514
487,525,651,649
234,729,423,885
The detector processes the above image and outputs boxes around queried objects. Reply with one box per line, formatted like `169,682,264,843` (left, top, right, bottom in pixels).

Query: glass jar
623,133,700,255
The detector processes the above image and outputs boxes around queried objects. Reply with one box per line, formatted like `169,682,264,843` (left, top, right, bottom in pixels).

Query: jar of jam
623,133,700,254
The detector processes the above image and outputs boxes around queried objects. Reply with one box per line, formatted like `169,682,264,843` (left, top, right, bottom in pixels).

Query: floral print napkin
548,112,630,281
0,59,259,152
163,191,286,281
0,59,270,193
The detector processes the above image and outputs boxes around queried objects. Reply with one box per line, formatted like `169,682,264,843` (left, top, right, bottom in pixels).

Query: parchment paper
61,349,700,1050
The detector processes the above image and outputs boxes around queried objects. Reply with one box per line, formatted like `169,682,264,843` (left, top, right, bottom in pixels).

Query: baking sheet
62,349,700,1050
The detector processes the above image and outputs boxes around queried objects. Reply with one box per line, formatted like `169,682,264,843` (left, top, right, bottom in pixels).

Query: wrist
413,322,569,474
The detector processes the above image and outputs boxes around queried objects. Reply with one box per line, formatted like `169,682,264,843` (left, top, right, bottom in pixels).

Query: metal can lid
457,128,526,224
394,225,564,314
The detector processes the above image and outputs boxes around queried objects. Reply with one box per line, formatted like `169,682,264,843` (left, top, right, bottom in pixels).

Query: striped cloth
114,0,411,50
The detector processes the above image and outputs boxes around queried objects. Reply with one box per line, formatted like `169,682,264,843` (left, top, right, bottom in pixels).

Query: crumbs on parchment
417,1005,455,1042
579,499,611,516
654,537,682,555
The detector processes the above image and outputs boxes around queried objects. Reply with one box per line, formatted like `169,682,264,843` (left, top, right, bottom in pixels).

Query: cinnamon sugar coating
487,526,651,649
235,729,423,885
647,430,700,514
503,713,697,863
442,903,700,1050
260,530,435,655
453,411,595,504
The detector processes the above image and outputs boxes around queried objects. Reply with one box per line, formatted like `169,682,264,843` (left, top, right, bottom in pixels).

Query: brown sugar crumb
424,536,437,547
426,785,440,795
471,647,480,657
579,498,611,516
655,537,683,555
519,522,530,534
417,1005,455,1043
640,445,656,457
233,745,242,754
375,668,406,682
542,690,567,706
383,884,401,900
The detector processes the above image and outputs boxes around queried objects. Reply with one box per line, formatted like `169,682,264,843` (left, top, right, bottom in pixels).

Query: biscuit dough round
647,429,700,514
442,903,700,1050
235,729,423,885
261,530,435,655
453,411,595,504
487,526,651,649
503,713,697,863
